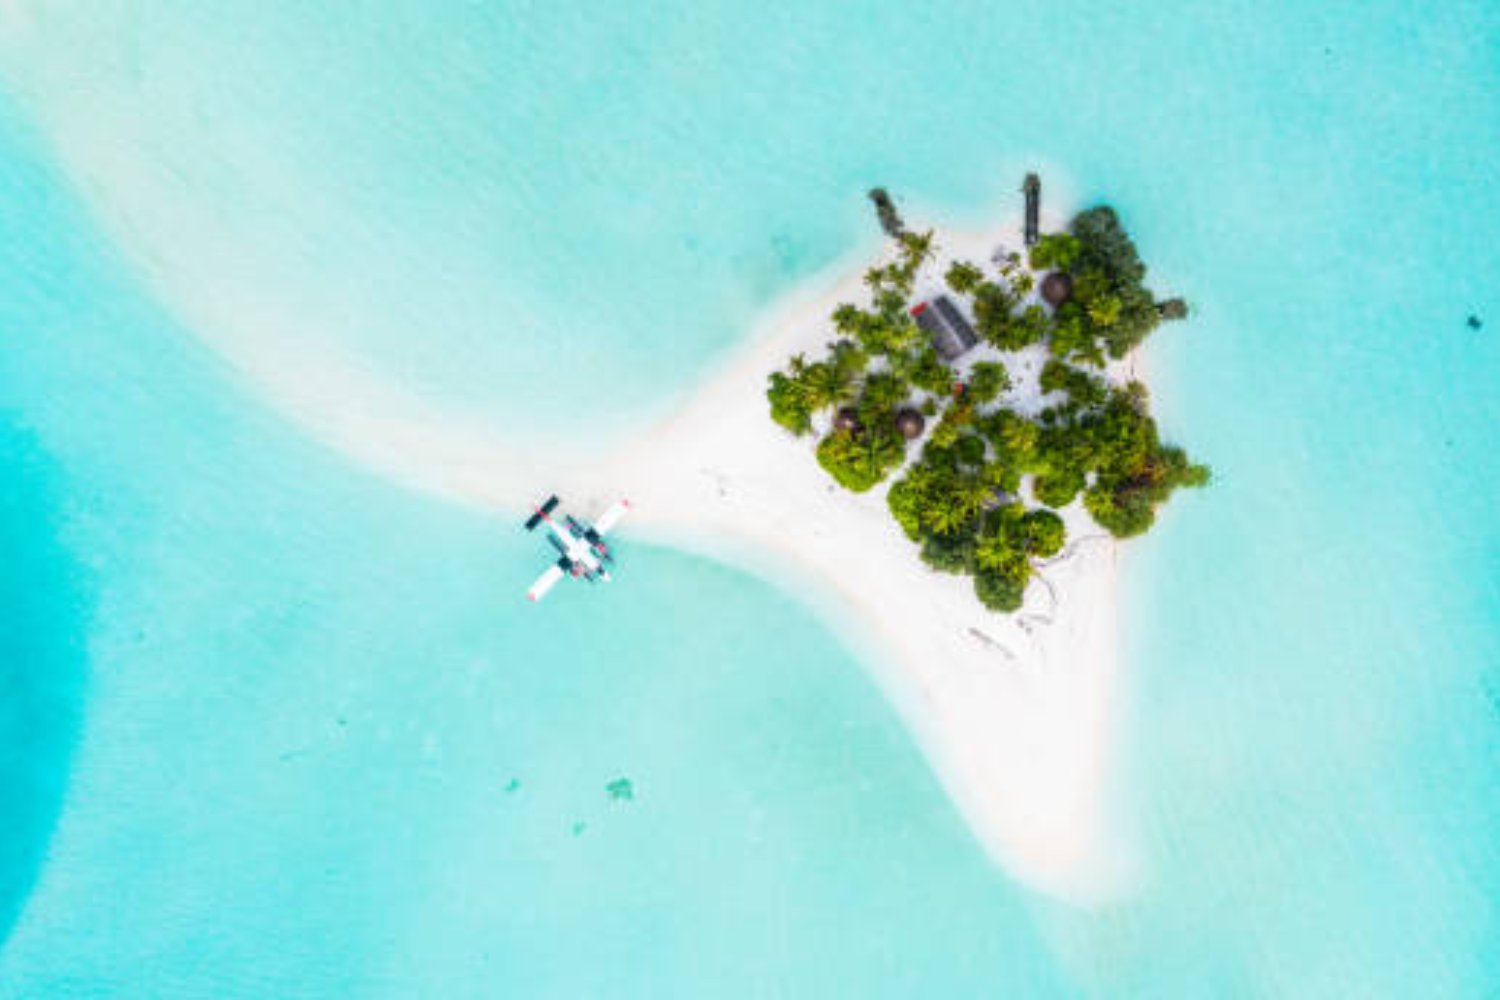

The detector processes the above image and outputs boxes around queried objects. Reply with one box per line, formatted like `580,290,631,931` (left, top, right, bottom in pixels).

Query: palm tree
865,431,905,473
974,534,1014,573
897,229,935,270
794,360,852,413
858,372,909,419
954,475,993,521
921,473,989,535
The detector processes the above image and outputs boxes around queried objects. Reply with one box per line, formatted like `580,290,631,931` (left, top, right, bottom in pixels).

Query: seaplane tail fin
593,499,631,536
526,564,566,603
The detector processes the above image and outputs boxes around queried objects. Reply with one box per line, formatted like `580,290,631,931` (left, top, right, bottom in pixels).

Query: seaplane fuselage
540,510,612,582
524,495,630,602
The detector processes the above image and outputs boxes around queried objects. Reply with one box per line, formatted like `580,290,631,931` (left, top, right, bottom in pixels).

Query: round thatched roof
895,408,926,440
833,406,863,434
1040,271,1073,307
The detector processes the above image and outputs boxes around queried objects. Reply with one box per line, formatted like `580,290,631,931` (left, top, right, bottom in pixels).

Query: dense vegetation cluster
1032,208,1187,364
766,205,1208,613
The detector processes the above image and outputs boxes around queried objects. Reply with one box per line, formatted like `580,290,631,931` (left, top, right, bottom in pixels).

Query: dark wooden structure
867,188,905,238
911,296,979,361
1022,173,1041,247
1157,297,1189,320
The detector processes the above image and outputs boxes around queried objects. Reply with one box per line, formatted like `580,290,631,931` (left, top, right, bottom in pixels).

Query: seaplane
524,495,631,602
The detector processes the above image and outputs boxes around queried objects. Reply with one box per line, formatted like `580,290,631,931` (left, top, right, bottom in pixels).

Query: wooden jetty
868,187,905,238
1022,173,1040,246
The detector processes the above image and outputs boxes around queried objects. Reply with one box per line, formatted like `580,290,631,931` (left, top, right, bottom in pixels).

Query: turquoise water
0,106,1064,996
0,410,87,940
3,1,1498,996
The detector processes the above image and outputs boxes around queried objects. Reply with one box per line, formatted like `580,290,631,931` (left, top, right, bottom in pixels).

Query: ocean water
2,1,1497,997
0,103,1067,996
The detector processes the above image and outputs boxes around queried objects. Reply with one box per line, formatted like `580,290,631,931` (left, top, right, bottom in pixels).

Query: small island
765,186,1208,613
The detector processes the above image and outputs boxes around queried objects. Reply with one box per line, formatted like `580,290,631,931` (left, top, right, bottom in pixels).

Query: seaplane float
523,494,630,602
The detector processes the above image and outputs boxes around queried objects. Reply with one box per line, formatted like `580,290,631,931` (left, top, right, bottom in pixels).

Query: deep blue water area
0,414,87,941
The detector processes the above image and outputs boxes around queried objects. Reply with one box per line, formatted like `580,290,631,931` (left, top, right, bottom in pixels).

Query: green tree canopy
974,569,1026,612
965,361,1011,404
1071,207,1146,285
908,348,954,397
1028,232,1082,271
857,371,910,423
973,283,1046,351
1019,509,1066,557
945,260,985,295
816,428,906,493
1067,207,1164,358
921,529,977,575
769,196,1207,615
767,370,813,436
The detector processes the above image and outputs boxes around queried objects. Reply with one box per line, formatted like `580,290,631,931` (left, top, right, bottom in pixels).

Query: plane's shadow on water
0,418,90,942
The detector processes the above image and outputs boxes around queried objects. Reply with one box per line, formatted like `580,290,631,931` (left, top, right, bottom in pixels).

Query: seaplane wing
593,499,631,536
526,563,566,603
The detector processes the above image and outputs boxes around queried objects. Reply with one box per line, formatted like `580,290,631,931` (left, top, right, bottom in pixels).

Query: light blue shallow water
0,106,1066,997
2,1,1498,996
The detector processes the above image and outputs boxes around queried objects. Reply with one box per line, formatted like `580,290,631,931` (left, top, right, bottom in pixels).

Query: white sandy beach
34,118,1134,898
566,217,1137,901
244,213,1138,902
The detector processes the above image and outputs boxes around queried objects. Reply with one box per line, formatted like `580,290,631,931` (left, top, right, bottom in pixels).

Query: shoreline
567,212,1137,902
71,167,1137,900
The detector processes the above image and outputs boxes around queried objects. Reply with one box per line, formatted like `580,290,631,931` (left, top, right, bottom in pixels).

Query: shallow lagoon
3,1,1498,995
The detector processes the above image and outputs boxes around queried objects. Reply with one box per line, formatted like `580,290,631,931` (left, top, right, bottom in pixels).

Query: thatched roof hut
895,408,926,440
1040,271,1073,308
833,406,863,434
